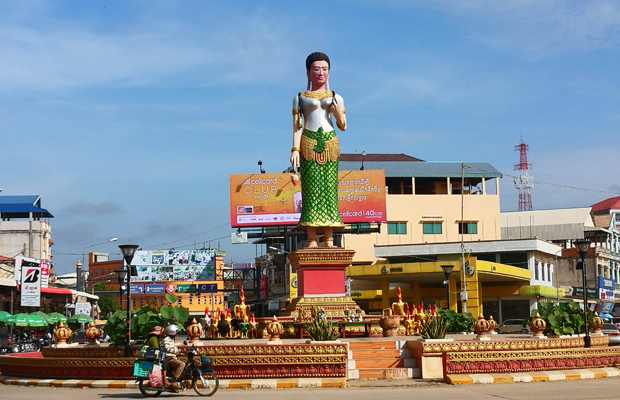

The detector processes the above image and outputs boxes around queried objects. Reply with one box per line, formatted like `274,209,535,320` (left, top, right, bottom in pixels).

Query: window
351,223,370,230
541,262,545,281
535,262,540,280
422,222,442,234
458,222,478,234
189,296,193,305
388,222,407,234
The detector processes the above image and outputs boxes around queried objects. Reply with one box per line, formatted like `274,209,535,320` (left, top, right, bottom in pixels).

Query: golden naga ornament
84,322,101,345
54,322,72,345
487,315,498,333
591,312,604,334
528,313,547,337
474,314,490,338
186,318,203,343
267,315,284,341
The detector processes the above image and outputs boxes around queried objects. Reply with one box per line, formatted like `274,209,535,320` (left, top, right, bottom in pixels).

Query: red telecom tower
514,139,533,211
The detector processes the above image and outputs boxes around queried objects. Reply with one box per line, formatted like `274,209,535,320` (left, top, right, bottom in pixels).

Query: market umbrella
31,311,52,324
67,314,93,324
26,314,46,327
5,313,45,327
0,311,11,323
48,312,67,323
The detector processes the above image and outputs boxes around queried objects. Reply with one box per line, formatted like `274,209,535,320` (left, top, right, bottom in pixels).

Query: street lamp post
81,237,118,292
360,151,366,171
441,265,454,310
118,244,139,358
114,269,127,312
574,239,591,348
75,260,83,292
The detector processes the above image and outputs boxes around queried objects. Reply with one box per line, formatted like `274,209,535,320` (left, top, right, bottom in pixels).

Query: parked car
601,323,620,346
495,319,530,334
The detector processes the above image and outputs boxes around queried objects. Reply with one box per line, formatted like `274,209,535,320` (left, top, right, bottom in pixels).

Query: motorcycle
137,346,219,397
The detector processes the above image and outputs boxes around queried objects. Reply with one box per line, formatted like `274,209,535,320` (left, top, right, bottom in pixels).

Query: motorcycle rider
146,326,176,391
163,324,186,390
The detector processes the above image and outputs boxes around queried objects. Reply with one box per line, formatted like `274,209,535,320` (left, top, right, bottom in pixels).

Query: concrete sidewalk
3,367,620,389
0,375,346,389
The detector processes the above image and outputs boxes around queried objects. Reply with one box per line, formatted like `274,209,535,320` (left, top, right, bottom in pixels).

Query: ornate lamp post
75,260,83,292
118,244,139,357
114,269,127,312
441,265,454,310
574,238,591,348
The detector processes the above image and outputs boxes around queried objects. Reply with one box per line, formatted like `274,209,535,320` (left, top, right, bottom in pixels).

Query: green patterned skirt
298,127,344,229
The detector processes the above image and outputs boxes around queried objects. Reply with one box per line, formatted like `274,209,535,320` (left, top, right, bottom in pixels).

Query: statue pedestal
283,248,362,319
289,248,354,297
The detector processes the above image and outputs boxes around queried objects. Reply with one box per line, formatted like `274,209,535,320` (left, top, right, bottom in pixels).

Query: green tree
92,282,119,317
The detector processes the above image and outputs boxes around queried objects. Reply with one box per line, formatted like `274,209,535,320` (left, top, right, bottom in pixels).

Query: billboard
20,259,41,307
130,249,216,283
229,170,387,227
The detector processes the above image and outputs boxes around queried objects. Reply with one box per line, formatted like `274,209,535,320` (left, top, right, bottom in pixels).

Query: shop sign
289,273,297,299
598,276,615,290
39,260,49,288
571,286,597,298
197,283,218,293
20,259,41,307
177,284,196,293
75,302,91,315
145,284,165,294
130,284,144,294
165,284,176,293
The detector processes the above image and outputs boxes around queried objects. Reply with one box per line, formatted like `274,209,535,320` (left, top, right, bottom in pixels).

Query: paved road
3,378,620,400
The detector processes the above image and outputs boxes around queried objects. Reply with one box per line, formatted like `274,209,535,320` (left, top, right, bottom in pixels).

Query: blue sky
1,1,619,275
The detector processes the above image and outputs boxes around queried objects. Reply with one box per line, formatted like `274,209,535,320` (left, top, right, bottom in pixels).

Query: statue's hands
290,151,300,169
330,97,343,119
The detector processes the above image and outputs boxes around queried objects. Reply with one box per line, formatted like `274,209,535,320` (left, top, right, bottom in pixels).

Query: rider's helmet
165,324,180,337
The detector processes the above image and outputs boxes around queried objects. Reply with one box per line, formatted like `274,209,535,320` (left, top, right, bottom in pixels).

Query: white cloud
0,6,302,90
371,0,620,52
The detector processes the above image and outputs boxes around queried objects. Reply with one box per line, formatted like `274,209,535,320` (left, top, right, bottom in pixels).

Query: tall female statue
290,52,347,248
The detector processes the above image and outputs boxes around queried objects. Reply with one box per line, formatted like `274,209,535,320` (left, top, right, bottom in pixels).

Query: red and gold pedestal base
284,248,363,319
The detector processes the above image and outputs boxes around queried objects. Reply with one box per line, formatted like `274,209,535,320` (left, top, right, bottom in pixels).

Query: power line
144,222,230,249
465,164,620,196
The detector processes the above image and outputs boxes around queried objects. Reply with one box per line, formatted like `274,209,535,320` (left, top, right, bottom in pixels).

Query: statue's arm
291,95,302,168
332,93,346,131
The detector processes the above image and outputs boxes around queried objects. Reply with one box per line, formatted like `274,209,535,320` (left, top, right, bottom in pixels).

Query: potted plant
306,306,340,342
103,293,190,346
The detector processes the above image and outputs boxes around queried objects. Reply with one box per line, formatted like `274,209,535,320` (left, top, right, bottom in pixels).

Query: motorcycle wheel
192,371,219,396
138,378,163,397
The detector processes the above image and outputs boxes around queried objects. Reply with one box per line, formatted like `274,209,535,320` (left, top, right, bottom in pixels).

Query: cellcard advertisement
229,169,387,227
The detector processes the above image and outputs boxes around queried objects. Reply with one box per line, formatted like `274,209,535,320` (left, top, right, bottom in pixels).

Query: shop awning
41,287,72,295
0,278,16,287
71,290,99,300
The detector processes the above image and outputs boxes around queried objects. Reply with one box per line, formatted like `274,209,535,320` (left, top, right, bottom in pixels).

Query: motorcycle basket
133,360,154,377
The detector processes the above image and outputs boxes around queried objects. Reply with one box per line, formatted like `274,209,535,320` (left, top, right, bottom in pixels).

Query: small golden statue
233,288,251,323
391,286,408,316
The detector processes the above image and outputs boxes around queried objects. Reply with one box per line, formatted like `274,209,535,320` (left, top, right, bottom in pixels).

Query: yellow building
338,155,562,322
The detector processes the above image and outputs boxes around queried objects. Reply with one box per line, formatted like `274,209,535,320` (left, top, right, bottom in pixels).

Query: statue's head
305,52,330,71
306,52,331,90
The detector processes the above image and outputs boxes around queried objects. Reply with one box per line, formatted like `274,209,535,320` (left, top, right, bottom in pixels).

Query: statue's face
307,60,329,89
